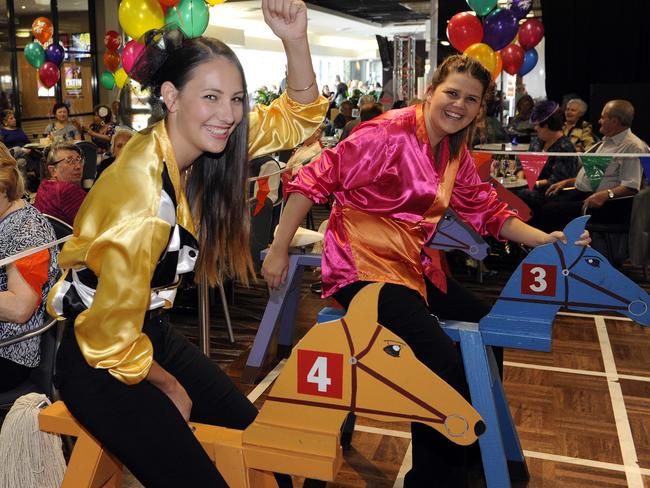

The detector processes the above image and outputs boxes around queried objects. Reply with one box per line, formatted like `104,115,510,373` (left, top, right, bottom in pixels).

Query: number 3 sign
521,263,557,297
297,350,344,399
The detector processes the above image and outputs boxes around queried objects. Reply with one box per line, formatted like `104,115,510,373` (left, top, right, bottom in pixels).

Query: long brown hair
0,143,24,201
426,55,493,161
139,33,253,287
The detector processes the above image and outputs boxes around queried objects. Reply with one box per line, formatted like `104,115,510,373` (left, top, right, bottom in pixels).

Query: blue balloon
483,8,519,51
510,0,532,19
518,48,538,76
45,42,65,66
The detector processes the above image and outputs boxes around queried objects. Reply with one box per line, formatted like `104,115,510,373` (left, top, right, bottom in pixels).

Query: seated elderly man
96,126,135,178
33,141,87,226
538,99,649,257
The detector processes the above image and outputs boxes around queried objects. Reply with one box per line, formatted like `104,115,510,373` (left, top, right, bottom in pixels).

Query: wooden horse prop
39,283,484,487
427,207,490,260
480,215,650,351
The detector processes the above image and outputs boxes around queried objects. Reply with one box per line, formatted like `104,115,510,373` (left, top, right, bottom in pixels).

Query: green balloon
165,0,209,38
466,0,497,16
100,70,116,90
24,41,45,69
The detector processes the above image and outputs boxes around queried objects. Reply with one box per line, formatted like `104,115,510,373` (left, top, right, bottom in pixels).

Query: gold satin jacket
47,93,328,385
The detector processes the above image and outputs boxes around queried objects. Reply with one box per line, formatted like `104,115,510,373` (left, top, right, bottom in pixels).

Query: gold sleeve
247,93,329,160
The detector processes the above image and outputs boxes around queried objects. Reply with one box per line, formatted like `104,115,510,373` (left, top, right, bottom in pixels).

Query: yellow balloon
463,43,497,74
118,0,165,41
206,0,227,4
114,67,128,89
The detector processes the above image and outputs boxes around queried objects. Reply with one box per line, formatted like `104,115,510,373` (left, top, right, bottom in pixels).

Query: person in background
471,95,509,148
44,102,81,142
339,94,376,141
563,98,597,152
95,126,136,178
391,100,407,110
507,94,535,143
111,100,121,125
0,109,30,148
0,145,58,392
84,104,116,155
33,142,86,226
332,99,353,130
334,75,348,106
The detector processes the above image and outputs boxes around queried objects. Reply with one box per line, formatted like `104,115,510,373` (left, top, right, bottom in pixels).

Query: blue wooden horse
427,207,490,261
480,215,650,351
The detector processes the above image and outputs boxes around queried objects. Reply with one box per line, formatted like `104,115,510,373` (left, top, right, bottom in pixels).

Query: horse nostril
474,420,486,437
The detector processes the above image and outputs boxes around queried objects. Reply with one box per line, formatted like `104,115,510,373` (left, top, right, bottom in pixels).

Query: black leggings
333,277,491,488
55,314,290,488
0,357,32,392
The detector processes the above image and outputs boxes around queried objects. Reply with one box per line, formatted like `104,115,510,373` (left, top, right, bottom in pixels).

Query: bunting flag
581,155,613,191
518,154,549,190
640,156,650,184
491,178,532,222
470,151,493,180
253,176,270,216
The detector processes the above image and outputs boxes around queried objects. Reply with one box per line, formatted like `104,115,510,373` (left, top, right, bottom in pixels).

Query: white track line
354,424,411,439
557,311,632,322
392,442,412,488
504,361,650,383
524,450,650,476
594,316,643,488
246,359,286,403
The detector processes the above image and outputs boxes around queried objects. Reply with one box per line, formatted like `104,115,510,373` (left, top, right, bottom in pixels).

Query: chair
629,188,650,279
250,197,274,272
44,213,74,246
585,194,635,263
74,140,98,189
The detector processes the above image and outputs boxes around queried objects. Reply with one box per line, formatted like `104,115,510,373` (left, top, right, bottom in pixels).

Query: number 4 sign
521,263,557,297
297,350,344,399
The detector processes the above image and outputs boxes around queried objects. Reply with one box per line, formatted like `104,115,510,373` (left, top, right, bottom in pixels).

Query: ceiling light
440,40,450,46
21,5,26,9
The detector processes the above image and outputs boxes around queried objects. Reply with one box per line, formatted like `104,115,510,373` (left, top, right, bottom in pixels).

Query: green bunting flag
580,155,613,191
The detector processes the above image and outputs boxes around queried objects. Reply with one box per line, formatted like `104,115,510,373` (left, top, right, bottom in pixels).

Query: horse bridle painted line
500,243,645,315
267,317,473,435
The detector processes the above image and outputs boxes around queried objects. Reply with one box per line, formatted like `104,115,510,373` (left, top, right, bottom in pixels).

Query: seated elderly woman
95,126,135,178
0,144,58,392
83,104,116,155
44,102,81,143
33,142,87,226
515,100,579,220
563,98,597,152
0,109,30,148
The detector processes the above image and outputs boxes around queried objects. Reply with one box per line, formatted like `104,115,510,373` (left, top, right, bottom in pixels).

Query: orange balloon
492,51,503,81
103,50,121,73
32,17,53,44
463,43,497,74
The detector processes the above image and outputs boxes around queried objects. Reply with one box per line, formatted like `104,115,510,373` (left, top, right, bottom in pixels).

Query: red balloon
159,0,180,6
500,44,525,75
103,50,121,73
39,61,60,88
518,19,544,51
104,30,121,50
447,12,484,53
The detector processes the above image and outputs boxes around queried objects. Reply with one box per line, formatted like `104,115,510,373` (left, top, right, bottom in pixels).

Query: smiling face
424,72,484,146
164,56,244,167
564,102,582,124
598,104,622,138
55,107,69,123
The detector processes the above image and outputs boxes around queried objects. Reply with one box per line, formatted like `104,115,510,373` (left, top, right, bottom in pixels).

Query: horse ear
562,215,590,244
343,283,383,326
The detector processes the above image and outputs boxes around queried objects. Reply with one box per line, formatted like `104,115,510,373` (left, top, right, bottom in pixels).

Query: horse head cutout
244,283,484,478
427,208,490,260
481,216,650,351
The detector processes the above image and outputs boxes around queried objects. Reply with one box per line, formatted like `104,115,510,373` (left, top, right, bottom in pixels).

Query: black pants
0,357,32,392
56,314,290,487
333,277,491,488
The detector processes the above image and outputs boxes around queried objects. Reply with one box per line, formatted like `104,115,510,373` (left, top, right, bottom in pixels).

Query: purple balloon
45,42,65,66
483,8,519,51
510,0,532,19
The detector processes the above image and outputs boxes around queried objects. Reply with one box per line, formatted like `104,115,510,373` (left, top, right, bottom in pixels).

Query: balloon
165,0,210,38
31,17,53,44
483,8,519,51
114,68,129,89
122,40,146,75
118,0,165,41
104,30,121,50
45,42,65,66
518,48,538,76
463,43,497,74
206,0,227,4
103,50,121,72
518,19,544,50
492,51,502,81
466,0,497,17
159,0,180,5
38,62,60,88
100,71,116,90
24,41,45,69
447,12,484,53
510,0,532,19
500,44,525,75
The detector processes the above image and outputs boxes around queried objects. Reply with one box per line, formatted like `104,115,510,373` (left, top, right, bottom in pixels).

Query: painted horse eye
586,257,601,268
384,344,401,357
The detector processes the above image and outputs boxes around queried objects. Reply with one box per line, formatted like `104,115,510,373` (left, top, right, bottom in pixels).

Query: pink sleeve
450,147,517,239
286,122,389,204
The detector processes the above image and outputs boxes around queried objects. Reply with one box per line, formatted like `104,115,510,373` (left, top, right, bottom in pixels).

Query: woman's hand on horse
546,230,591,247
262,245,289,289
262,0,308,42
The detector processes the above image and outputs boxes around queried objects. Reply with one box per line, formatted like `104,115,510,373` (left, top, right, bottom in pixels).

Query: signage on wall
64,66,82,96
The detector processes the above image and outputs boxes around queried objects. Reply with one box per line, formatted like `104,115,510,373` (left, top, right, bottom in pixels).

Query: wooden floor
176,256,650,488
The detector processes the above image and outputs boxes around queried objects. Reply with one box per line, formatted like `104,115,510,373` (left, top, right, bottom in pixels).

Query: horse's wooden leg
247,468,281,487
61,432,122,488
340,413,356,449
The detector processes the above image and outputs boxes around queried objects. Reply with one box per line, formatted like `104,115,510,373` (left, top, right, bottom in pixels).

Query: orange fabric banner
254,176,270,216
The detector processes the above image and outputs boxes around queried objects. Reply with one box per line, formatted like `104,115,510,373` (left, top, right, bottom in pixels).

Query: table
500,178,528,189
474,143,530,152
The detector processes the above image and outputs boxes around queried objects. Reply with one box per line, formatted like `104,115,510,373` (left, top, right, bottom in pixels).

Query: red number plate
297,350,344,399
520,263,557,297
